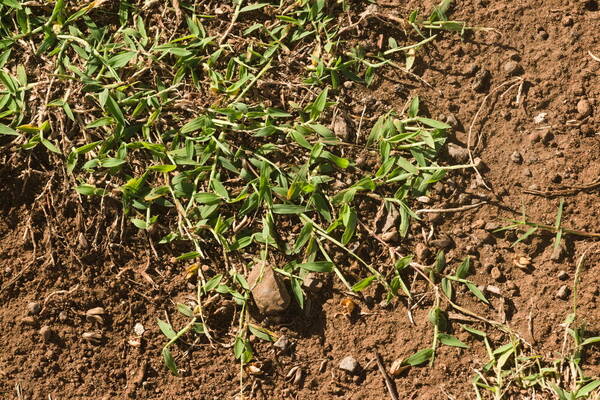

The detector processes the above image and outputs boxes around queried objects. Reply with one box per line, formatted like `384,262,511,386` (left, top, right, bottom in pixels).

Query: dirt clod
472,69,491,92
27,302,41,315
491,267,504,282
557,271,569,281
39,326,53,342
510,151,523,164
339,356,359,374
503,60,522,76
248,263,291,315
273,335,291,352
447,143,469,163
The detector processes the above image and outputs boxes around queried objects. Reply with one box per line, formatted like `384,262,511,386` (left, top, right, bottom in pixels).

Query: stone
343,80,353,89
503,61,522,76
248,263,291,315
556,285,570,300
338,356,359,374
447,143,469,163
510,151,523,164
27,302,41,315
576,99,592,118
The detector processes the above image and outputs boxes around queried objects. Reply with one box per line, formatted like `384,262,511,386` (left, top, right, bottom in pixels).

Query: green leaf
271,204,306,214
107,51,136,68
309,88,328,120
162,347,178,375
240,3,269,12
577,380,600,398
202,274,223,293
403,348,433,366
461,324,487,338
148,164,177,172
177,303,193,317
157,319,177,339
351,275,376,292
341,206,357,245
466,282,489,304
438,333,469,349
412,117,450,130
408,96,419,118
131,218,148,229
0,123,19,136
581,336,600,347
455,256,471,279
41,137,61,154
248,324,274,342
297,261,333,273
181,116,207,134
105,94,126,126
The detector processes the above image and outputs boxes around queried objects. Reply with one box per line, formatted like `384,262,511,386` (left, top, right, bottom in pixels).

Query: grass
0,1,599,399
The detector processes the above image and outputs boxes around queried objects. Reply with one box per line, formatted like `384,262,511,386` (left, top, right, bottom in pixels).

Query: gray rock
445,114,459,129
551,244,566,261
248,263,290,315
339,356,359,374
27,302,41,315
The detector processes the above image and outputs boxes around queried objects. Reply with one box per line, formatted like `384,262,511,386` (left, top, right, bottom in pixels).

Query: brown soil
2,1,600,399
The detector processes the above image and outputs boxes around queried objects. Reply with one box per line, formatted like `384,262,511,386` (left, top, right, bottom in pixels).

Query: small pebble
58,311,68,322
445,114,459,129
562,15,574,26
133,322,145,336
343,80,353,89
576,99,592,118
40,326,53,342
557,271,569,281
522,168,532,177
273,335,291,352
472,69,491,92
463,63,479,77
491,267,504,282
537,30,549,40
447,143,469,163
27,301,41,315
551,244,566,261
415,242,431,262
556,285,570,300
510,151,523,164
339,356,359,374
431,236,453,249
503,60,522,76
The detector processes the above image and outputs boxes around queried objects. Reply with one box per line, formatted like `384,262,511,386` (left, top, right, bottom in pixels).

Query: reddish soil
2,1,600,399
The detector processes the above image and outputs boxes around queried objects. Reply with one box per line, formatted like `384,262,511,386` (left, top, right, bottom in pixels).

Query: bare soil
2,0,600,399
